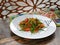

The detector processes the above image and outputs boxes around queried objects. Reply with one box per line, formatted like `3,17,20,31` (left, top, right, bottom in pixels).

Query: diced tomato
25,18,29,22
24,28,30,31
50,9,55,11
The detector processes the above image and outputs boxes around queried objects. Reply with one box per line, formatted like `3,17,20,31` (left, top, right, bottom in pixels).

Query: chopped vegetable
19,18,45,33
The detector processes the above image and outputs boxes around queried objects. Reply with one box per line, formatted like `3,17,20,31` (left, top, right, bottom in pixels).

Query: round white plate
10,15,56,39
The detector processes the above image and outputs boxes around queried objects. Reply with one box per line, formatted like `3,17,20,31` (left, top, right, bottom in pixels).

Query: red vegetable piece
24,28,30,31
50,8,55,11
40,24,44,28
25,18,29,22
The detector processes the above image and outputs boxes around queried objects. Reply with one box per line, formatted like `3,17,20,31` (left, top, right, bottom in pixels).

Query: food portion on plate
10,15,56,39
19,18,45,33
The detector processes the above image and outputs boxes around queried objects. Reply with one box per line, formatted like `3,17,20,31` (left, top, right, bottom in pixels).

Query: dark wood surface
0,19,60,45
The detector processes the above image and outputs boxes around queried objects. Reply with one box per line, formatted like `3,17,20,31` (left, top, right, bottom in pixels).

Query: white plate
10,15,56,39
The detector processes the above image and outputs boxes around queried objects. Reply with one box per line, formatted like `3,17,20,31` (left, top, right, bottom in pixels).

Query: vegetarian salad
19,18,45,33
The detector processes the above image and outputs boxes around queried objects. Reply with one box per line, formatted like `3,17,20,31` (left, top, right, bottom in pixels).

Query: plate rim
10,14,56,39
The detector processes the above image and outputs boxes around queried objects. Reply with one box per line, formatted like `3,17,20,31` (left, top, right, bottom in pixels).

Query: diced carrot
34,29,38,32
24,28,30,31
40,24,44,28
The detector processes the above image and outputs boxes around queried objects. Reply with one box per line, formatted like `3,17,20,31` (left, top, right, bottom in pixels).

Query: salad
19,18,45,33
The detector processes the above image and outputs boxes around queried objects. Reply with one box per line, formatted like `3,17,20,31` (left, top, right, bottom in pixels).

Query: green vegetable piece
30,27,34,33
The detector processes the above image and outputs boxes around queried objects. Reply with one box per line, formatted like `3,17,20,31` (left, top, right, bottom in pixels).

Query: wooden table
0,19,60,45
